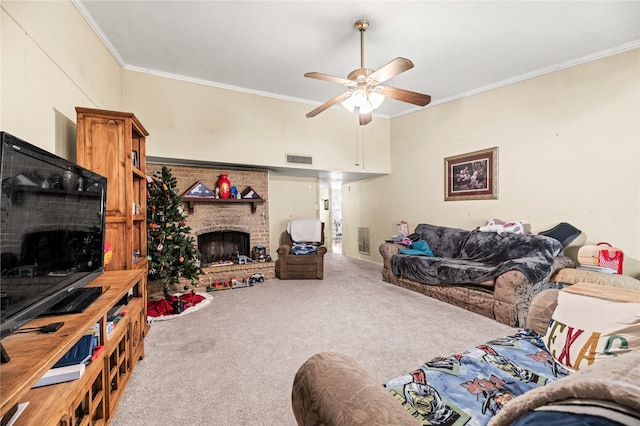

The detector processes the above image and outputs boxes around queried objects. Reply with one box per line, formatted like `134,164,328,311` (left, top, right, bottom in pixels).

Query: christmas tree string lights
147,166,203,296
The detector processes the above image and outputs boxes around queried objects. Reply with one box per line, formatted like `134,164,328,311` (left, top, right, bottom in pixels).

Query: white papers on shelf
32,363,85,388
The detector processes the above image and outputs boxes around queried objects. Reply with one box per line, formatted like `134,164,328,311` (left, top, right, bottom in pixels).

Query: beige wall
1,1,123,157
1,0,392,175
122,70,391,174
342,49,640,278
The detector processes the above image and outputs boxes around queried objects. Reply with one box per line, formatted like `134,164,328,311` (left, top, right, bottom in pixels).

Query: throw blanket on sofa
384,329,570,426
392,224,562,285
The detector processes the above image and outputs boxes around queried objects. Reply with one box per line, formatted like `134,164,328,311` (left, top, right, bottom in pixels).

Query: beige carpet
111,253,515,426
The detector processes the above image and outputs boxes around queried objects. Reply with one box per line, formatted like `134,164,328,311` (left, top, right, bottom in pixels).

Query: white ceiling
75,1,640,120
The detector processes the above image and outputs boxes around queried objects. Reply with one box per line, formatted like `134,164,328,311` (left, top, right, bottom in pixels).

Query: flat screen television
0,131,107,340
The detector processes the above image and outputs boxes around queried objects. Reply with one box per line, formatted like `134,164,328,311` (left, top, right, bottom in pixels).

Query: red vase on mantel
218,174,230,199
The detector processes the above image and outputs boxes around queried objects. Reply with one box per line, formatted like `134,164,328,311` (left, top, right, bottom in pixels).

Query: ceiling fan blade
380,86,431,107
304,72,353,86
359,112,372,126
306,93,349,118
368,57,414,85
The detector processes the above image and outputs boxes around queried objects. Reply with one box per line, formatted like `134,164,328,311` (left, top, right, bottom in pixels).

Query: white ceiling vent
286,154,313,165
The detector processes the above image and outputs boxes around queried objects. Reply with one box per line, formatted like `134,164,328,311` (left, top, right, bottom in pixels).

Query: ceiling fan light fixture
351,88,368,107
368,90,385,109
357,101,374,115
341,93,356,113
341,88,384,114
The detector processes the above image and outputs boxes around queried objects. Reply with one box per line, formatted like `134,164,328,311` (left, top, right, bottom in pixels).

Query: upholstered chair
276,219,327,279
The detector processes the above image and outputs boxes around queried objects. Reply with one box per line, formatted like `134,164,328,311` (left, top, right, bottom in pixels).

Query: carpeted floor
111,253,515,426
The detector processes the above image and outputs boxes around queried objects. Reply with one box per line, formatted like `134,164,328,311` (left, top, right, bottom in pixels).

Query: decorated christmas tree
147,166,203,295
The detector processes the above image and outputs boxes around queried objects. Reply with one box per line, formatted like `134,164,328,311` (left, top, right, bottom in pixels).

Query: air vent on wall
358,227,370,255
286,154,313,165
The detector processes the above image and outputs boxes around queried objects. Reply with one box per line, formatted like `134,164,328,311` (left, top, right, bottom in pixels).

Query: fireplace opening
198,231,250,264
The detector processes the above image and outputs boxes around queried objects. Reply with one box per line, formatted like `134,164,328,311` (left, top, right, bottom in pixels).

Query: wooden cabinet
76,107,148,272
0,270,147,425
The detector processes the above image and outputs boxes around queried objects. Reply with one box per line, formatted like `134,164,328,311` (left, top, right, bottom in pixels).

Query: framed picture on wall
444,147,498,201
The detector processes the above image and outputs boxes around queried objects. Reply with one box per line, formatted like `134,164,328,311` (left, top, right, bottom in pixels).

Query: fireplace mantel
182,182,264,213
183,197,264,214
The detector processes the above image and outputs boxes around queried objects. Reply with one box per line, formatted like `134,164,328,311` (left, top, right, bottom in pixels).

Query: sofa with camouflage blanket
379,223,574,327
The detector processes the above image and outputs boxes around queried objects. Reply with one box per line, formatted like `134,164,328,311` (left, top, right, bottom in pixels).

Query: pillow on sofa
399,239,434,257
525,289,561,336
543,288,640,371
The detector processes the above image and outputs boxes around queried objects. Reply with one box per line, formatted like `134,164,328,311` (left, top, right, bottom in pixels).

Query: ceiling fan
305,19,431,125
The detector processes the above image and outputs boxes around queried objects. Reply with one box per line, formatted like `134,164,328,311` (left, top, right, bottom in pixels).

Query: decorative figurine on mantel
218,174,231,199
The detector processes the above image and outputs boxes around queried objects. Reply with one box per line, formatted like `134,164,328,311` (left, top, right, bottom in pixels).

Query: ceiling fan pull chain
360,127,366,171
354,122,360,166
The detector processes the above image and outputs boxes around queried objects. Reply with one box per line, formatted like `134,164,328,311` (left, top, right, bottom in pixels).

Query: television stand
38,287,104,317
0,270,147,424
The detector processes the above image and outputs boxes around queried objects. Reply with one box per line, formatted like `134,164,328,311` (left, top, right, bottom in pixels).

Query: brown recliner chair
276,219,327,280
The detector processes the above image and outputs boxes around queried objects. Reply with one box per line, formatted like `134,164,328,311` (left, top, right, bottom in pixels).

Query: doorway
331,181,342,254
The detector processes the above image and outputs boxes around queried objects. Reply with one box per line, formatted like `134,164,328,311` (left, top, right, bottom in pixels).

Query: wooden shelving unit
0,270,147,425
76,107,149,272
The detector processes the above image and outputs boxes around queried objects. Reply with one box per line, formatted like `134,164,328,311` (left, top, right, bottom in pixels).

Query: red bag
596,242,624,274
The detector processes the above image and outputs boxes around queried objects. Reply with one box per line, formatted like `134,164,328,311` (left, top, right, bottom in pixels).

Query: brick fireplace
148,162,275,284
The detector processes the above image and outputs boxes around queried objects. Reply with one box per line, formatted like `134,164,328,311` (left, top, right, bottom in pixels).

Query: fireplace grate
198,230,250,263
